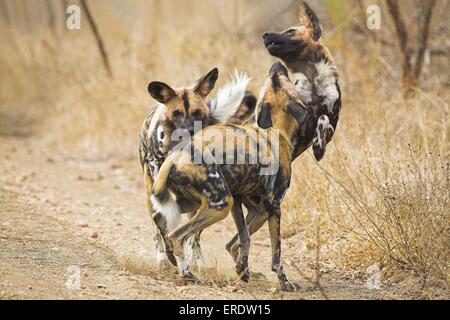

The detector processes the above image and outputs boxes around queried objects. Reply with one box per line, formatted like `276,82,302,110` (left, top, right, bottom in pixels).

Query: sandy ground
0,135,408,300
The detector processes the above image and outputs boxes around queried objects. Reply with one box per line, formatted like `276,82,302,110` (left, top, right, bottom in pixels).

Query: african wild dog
151,62,334,291
262,1,341,160
223,1,342,262
139,68,255,267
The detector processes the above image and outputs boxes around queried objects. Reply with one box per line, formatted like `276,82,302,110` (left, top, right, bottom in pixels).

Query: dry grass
324,147,449,288
0,0,448,296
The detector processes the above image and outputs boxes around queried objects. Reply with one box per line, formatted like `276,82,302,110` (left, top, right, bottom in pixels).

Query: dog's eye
172,110,182,118
286,29,296,35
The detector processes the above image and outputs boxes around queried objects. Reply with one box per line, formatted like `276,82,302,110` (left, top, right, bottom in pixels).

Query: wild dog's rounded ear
256,102,273,129
299,1,322,41
194,68,219,98
148,81,176,104
230,91,257,124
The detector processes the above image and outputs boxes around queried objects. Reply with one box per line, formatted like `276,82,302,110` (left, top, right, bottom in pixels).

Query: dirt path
0,136,401,300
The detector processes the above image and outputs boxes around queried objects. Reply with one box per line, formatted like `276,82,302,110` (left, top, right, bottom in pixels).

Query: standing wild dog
224,1,342,262
151,63,334,290
139,68,255,267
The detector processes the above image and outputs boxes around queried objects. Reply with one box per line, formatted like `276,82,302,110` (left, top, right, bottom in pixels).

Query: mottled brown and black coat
139,69,255,266
151,63,334,291
262,1,341,160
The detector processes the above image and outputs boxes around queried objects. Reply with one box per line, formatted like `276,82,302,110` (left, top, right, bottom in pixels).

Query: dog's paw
312,140,325,161
280,281,301,292
235,262,250,283
239,270,250,283
236,261,250,282
181,271,199,284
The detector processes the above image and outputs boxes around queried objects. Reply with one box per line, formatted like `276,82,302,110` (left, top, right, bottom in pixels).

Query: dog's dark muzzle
263,32,302,58
262,32,280,49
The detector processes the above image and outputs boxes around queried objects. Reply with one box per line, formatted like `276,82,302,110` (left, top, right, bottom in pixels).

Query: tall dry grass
324,146,449,286
0,0,448,294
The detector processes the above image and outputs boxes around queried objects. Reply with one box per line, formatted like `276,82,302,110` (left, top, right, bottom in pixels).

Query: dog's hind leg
169,195,233,282
229,197,251,282
226,203,269,263
268,207,300,292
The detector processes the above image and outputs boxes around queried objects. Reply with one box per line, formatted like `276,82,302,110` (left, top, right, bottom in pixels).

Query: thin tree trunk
0,0,12,25
47,0,57,32
80,0,113,77
385,0,414,89
385,0,437,91
414,0,436,80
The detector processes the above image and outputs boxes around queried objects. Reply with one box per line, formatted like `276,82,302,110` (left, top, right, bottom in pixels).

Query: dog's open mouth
265,41,280,50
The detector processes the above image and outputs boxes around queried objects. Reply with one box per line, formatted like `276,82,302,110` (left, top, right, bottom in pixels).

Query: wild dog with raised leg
262,1,341,159
225,1,342,263
151,63,332,290
139,69,255,267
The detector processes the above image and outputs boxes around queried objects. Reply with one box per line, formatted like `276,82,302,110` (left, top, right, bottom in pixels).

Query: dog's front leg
312,115,334,161
144,164,177,267
268,208,300,292
152,211,178,267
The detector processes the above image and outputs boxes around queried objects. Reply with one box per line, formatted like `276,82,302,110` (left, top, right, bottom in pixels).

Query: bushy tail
152,158,174,202
151,157,181,230
209,70,251,124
